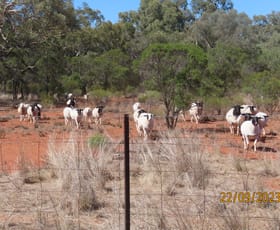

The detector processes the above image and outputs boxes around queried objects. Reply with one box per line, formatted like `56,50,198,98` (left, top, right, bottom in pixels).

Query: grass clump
88,133,107,147
46,132,114,216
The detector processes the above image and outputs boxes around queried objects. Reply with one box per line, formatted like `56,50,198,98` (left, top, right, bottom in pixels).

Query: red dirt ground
0,99,279,189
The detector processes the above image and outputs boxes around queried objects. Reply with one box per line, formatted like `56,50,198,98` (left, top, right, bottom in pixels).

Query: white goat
255,112,269,136
92,106,104,125
83,94,88,102
132,102,154,140
17,102,30,121
189,102,203,124
70,108,83,129
225,105,257,135
178,110,186,122
174,106,186,122
241,105,258,115
63,107,83,129
82,107,92,125
133,102,141,123
63,107,72,126
240,116,261,152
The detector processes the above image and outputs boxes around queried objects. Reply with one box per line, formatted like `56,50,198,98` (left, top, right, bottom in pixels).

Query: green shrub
204,96,231,114
138,90,161,103
124,85,138,98
39,93,55,107
60,74,81,94
89,89,113,103
88,133,107,147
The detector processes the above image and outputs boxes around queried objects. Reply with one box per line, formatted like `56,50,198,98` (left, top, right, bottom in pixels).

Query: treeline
1,0,280,117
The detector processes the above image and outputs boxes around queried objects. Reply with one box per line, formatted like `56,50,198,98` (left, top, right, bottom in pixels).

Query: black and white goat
225,104,257,135
82,106,104,127
66,98,76,108
92,106,104,125
240,115,262,152
255,112,269,136
27,103,42,125
71,108,83,129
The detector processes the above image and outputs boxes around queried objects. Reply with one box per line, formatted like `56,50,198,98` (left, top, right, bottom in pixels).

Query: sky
73,0,280,23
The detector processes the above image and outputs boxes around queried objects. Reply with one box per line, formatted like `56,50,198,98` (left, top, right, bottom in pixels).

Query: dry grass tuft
222,205,249,230
157,130,210,190
46,132,115,216
14,152,52,184
259,157,280,177
232,156,248,172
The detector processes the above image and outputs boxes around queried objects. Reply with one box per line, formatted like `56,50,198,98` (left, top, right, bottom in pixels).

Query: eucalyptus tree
207,42,248,98
0,1,42,99
75,2,104,28
88,21,136,54
191,0,233,17
189,10,252,49
119,0,193,65
0,1,16,43
62,21,135,95
136,43,207,129
89,49,131,92
0,1,19,97
25,0,81,98
243,72,280,114
243,31,280,112
0,0,82,99
258,32,280,74
137,0,190,34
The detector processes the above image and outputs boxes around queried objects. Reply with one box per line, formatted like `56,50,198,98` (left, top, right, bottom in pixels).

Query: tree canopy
1,0,280,125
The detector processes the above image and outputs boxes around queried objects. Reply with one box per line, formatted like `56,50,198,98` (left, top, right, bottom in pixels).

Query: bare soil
0,98,279,185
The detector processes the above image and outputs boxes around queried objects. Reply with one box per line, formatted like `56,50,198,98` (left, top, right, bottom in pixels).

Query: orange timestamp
220,191,280,203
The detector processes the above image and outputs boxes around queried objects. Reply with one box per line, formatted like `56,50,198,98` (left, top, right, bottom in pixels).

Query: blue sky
73,0,280,23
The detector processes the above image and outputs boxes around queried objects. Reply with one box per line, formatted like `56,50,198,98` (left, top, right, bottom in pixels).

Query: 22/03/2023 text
220,192,280,203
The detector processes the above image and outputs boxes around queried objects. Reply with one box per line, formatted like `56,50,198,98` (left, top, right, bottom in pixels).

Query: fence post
124,114,130,230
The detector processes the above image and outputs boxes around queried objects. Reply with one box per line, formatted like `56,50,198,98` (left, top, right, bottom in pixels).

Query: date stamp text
220,192,280,203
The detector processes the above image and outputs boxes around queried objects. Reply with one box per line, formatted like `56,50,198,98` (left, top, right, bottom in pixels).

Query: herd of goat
225,105,269,152
131,101,269,151
16,99,269,152
17,102,104,129
186,103,268,152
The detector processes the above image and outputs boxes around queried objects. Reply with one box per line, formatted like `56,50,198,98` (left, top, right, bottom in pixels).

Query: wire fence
0,113,279,229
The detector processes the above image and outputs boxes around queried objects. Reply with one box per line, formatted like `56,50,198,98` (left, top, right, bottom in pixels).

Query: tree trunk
165,113,178,129
12,80,19,101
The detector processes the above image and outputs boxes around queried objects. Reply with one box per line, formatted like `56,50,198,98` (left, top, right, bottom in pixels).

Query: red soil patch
264,178,280,190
